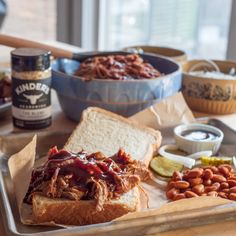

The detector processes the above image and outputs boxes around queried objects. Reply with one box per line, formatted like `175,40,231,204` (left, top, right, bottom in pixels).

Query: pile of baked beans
166,164,236,201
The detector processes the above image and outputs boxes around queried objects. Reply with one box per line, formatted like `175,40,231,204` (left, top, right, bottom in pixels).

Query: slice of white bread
32,107,161,225
64,107,162,166
33,187,140,225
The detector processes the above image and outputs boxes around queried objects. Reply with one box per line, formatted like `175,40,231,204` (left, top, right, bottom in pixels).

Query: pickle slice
150,156,184,177
200,156,232,166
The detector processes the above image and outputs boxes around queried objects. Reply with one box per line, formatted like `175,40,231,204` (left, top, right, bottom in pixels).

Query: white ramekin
174,123,224,155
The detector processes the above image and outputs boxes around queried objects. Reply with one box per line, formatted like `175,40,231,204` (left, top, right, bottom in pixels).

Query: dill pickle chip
150,156,184,177
200,156,232,166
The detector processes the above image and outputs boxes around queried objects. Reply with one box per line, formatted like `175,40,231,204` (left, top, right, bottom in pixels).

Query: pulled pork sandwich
24,147,150,225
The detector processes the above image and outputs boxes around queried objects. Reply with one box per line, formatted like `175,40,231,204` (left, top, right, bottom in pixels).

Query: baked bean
230,173,236,176
186,168,203,179
205,185,219,193
192,184,204,195
174,181,190,189
228,180,236,187
166,188,179,199
203,179,212,186
203,169,213,180
185,190,198,198
229,193,236,201
229,187,236,193
222,188,230,193
219,164,232,172
210,166,219,174
172,171,182,181
173,193,186,201
218,166,230,177
212,174,226,183
212,182,221,191
167,181,175,189
207,191,218,197
184,188,192,192
181,170,189,179
228,175,236,181
167,165,236,202
220,182,229,190
188,178,203,187
218,192,228,199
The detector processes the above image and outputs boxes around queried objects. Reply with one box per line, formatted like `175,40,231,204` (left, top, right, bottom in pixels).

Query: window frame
57,0,236,59
57,0,101,51
227,0,236,60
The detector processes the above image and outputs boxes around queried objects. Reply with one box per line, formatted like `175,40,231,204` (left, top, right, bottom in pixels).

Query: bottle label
12,77,52,129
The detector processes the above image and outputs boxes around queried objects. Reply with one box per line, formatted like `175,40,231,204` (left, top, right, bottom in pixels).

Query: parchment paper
7,137,232,227
8,136,66,226
116,195,230,221
7,93,233,227
130,92,195,129
8,135,37,224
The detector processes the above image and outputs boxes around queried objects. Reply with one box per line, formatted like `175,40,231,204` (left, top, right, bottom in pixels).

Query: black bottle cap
11,48,51,71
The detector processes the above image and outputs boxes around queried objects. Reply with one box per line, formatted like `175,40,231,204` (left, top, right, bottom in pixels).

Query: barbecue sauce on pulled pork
75,54,162,80
24,147,150,211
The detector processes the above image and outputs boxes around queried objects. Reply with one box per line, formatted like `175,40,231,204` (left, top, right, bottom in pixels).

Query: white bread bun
33,187,140,225
64,107,162,166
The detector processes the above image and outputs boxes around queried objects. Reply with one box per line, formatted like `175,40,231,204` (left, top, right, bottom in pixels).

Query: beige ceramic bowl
123,45,187,63
182,60,236,114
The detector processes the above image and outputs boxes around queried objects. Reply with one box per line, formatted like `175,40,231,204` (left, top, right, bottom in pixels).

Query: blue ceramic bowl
52,53,181,121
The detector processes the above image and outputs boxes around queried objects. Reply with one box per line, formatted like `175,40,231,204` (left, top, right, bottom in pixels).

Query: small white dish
174,123,224,155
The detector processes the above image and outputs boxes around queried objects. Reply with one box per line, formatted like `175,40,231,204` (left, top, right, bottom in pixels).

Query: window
99,0,232,59
0,0,56,61
1,0,56,41
0,0,233,60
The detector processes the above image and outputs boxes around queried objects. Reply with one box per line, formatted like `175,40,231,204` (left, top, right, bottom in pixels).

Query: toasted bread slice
33,187,140,225
64,107,162,166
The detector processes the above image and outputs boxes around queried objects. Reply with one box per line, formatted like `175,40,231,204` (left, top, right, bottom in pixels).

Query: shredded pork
75,54,162,80
24,148,150,211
